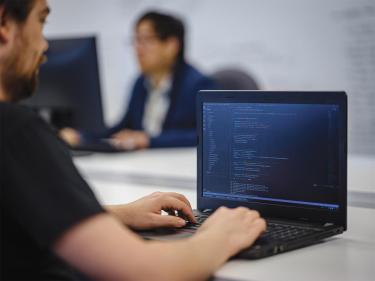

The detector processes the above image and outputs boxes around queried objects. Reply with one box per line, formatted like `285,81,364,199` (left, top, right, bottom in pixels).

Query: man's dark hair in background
136,11,185,62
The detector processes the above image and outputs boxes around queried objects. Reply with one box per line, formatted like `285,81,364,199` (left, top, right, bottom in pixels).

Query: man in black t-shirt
0,1,266,280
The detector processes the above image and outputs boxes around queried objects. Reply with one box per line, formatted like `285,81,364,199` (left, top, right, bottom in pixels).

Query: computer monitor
22,36,106,133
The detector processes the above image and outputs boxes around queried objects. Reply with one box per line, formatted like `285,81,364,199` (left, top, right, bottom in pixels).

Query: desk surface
74,148,375,281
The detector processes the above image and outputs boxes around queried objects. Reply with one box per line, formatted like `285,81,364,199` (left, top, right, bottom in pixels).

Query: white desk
74,148,375,281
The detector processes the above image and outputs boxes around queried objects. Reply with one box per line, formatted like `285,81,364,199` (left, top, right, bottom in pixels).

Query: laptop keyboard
183,213,323,241
260,222,322,241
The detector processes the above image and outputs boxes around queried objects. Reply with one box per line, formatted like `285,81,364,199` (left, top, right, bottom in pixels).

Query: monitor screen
202,102,340,211
22,36,105,133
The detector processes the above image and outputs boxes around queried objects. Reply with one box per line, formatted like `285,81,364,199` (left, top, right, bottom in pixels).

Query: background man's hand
59,127,81,146
111,129,150,150
107,192,197,230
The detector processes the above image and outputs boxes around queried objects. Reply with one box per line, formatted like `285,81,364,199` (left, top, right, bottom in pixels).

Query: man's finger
246,218,267,245
163,192,192,209
150,213,186,228
161,197,196,223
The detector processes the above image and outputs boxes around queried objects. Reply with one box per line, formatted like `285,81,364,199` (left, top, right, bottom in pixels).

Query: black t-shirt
0,103,105,280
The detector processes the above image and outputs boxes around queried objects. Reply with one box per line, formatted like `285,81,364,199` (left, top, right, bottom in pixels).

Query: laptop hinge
266,217,332,227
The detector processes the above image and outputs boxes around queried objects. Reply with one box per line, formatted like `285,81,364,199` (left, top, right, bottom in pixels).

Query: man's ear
166,37,180,60
0,6,13,44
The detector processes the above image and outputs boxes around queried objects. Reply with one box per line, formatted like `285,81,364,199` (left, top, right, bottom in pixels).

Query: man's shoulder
0,102,42,135
178,62,215,89
181,62,207,79
0,102,37,118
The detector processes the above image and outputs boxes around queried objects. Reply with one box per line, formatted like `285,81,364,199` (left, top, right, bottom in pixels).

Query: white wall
45,0,375,156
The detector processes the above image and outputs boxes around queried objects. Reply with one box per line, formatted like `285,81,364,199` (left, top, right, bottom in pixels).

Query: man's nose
42,37,49,52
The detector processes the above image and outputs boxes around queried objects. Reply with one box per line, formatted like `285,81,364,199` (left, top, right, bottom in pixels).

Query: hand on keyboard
196,207,266,258
106,191,197,230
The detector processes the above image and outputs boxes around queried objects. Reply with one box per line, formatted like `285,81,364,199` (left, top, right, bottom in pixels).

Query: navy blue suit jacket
102,61,215,148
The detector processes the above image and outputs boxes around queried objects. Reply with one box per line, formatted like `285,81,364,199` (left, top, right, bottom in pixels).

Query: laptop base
137,210,344,259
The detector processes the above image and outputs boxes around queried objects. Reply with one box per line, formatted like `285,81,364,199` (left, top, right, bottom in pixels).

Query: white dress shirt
142,76,172,137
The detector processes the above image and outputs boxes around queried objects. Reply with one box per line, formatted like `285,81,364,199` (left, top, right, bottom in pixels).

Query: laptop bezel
197,90,347,229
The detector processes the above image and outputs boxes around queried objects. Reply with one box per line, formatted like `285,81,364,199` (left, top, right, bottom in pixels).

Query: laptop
139,90,347,259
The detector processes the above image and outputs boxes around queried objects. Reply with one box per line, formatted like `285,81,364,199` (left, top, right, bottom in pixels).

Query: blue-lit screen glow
202,103,340,211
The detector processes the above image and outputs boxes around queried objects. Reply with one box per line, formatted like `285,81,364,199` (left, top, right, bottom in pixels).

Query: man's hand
59,127,81,146
107,192,197,230
196,206,266,258
111,129,150,150
56,203,265,281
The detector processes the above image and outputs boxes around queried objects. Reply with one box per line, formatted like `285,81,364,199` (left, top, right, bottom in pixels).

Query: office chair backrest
211,68,260,90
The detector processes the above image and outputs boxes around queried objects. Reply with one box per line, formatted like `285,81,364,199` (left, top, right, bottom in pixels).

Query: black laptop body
139,90,347,259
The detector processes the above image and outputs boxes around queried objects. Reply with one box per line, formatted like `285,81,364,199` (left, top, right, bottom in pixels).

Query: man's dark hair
0,0,35,23
136,11,185,62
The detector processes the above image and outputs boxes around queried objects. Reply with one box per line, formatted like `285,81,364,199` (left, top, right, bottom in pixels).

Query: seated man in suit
61,11,215,150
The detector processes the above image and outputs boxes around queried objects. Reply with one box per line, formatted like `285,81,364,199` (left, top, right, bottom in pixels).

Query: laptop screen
202,102,340,212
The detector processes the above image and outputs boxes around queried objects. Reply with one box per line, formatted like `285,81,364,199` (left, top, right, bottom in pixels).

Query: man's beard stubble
2,51,46,103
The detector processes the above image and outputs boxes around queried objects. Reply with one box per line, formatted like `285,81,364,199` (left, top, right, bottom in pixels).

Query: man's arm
54,207,265,281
